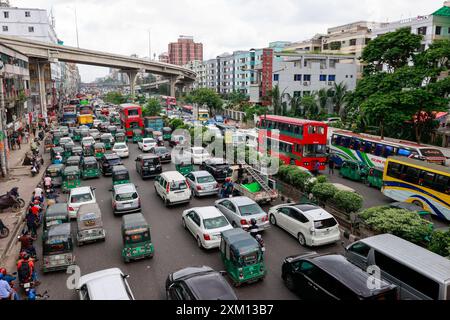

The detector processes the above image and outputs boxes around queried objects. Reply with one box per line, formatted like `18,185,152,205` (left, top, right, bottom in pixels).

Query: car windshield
125,230,150,244
303,144,327,157
197,176,215,184
70,193,92,203
114,145,127,149
108,158,121,165
144,139,155,144
203,216,229,230
314,217,337,229
170,180,187,191
239,203,263,216
116,192,138,201
143,159,158,166
154,148,167,154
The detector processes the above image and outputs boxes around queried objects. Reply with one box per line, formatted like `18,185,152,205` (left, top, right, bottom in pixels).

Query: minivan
154,171,192,207
345,234,450,300
282,252,398,300
111,183,141,216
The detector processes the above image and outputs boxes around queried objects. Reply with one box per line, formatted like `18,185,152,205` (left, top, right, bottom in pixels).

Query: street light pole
148,29,151,60
0,68,8,178
74,6,80,48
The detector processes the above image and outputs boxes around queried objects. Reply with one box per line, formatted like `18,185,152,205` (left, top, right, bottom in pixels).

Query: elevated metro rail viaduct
0,34,196,114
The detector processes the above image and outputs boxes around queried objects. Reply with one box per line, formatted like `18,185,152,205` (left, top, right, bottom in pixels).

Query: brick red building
168,36,203,66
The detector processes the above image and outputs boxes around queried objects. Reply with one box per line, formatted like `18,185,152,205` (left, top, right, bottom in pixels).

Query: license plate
24,283,30,288
124,204,132,208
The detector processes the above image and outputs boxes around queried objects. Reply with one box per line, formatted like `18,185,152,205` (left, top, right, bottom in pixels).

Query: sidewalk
0,139,47,266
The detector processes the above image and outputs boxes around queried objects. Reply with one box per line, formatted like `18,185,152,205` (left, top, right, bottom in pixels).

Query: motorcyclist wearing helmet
247,218,259,238
18,230,36,258
17,253,36,284
221,178,234,199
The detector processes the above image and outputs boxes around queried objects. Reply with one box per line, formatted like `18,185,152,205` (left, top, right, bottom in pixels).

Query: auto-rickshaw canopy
77,203,103,231
43,223,73,254
122,213,150,240
221,228,262,263
46,163,65,176
45,203,69,228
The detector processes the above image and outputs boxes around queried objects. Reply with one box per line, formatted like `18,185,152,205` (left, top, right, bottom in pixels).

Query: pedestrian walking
328,157,335,175
16,135,21,150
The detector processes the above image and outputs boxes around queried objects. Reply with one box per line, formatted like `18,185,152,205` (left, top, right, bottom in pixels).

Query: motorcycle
0,218,10,238
31,165,39,177
0,193,24,213
0,188,25,208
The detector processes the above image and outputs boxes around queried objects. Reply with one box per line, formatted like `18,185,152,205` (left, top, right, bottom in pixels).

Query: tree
361,27,422,73
226,91,249,106
317,88,329,114
330,82,348,115
268,85,289,115
104,91,125,105
185,88,223,114
301,94,319,119
142,98,161,117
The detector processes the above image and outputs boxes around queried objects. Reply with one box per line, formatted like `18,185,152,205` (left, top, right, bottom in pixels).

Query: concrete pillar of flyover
169,77,177,97
37,61,48,119
126,70,138,100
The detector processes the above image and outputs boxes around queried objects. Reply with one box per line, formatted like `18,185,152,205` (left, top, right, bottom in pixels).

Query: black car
99,153,122,176
166,266,237,300
135,154,162,179
149,146,171,163
281,252,398,300
200,158,232,182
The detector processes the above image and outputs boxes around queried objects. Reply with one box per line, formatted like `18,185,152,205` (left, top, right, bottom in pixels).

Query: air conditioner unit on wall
328,81,333,85
303,82,309,86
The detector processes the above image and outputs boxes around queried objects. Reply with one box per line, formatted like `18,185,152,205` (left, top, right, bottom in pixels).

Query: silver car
214,196,270,232
111,183,140,216
185,171,219,197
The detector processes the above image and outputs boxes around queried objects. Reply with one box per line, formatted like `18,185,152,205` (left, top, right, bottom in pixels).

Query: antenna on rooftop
0,0,10,7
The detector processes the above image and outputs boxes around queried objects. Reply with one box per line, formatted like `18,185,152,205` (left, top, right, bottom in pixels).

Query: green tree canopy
185,88,223,113
142,98,161,117
104,91,126,105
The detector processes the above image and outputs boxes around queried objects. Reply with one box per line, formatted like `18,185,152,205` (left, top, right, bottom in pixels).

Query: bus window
352,139,361,151
332,134,341,145
435,175,450,194
397,148,411,157
375,144,383,156
420,171,435,189
317,126,325,135
341,137,350,148
128,109,139,116
404,166,420,185
294,144,302,153
387,162,403,179
383,145,394,158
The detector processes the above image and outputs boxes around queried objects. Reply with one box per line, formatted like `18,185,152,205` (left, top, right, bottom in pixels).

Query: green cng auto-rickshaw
63,142,75,161
339,160,368,182
115,132,127,143
81,157,100,179
45,164,65,189
366,167,383,189
94,143,106,160
100,134,114,150
132,129,143,143
144,128,154,139
51,147,65,164
62,166,81,193
65,156,81,168
112,165,130,186
52,131,63,146
163,127,172,141
44,203,70,230
121,213,154,263
42,223,75,273
220,228,266,287
72,128,82,142
176,163,194,176
83,144,95,157
72,146,83,157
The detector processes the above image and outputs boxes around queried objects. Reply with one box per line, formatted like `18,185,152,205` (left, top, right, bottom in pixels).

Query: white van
154,171,192,206
345,234,450,300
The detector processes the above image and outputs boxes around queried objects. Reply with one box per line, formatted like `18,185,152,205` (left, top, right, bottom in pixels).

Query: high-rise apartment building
168,36,203,66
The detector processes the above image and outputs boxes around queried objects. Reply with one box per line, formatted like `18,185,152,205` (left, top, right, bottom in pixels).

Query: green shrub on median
427,229,450,258
333,191,363,213
312,183,338,202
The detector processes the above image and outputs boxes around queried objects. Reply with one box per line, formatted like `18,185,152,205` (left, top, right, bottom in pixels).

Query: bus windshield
304,144,327,157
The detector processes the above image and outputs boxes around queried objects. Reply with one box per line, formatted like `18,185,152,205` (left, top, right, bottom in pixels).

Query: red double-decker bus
257,115,328,171
119,103,144,137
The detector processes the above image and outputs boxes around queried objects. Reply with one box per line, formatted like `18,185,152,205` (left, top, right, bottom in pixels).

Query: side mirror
219,270,227,276
123,274,130,279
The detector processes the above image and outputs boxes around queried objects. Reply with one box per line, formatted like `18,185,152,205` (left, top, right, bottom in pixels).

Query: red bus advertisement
119,103,144,137
257,115,328,171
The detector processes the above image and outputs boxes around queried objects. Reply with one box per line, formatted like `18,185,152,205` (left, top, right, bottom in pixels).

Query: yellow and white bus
382,156,450,221
198,109,209,122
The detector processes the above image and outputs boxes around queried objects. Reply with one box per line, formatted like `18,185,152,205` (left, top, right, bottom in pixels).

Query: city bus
77,114,94,127
257,115,328,171
119,103,144,138
182,105,193,115
382,156,450,221
198,109,209,122
329,129,447,171
160,96,177,109
144,116,164,132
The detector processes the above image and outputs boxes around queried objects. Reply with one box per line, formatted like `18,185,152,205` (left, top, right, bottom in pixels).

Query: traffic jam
2,93,449,301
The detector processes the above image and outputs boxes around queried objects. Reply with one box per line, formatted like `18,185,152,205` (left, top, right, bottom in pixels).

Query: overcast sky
15,0,446,82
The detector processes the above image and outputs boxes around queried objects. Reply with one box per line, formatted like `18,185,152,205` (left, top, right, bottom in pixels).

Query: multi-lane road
35,140,396,300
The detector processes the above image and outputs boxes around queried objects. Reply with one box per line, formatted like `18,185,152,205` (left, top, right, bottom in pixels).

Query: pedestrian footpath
0,139,47,268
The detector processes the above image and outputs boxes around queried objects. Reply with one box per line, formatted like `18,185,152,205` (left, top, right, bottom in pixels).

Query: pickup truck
233,181,278,204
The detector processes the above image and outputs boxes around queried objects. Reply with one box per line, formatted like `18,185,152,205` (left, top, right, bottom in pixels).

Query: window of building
294,74,302,81
436,26,442,35
417,26,427,35
303,91,311,96
293,91,301,97
319,75,327,81
273,74,279,81
2,26,8,32
25,11,31,17
28,26,34,33
349,39,357,46
328,75,336,81
323,43,329,50
365,38,371,45
3,11,9,19
303,74,311,81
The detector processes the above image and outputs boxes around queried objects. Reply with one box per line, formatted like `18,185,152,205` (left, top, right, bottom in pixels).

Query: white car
68,186,97,219
112,142,129,158
268,203,341,247
93,120,102,128
82,136,95,147
187,147,211,165
138,138,157,152
76,268,135,300
182,206,233,249
89,129,100,140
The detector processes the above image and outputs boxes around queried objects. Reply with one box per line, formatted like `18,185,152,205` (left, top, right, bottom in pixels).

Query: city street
34,141,346,300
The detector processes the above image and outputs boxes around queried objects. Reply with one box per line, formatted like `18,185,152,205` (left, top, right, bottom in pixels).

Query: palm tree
268,85,289,115
330,82,348,115
317,88,329,114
